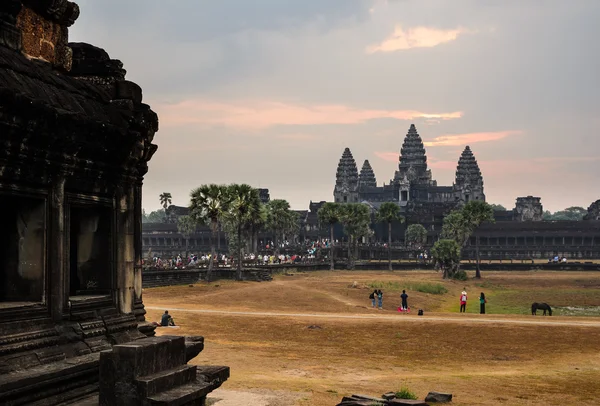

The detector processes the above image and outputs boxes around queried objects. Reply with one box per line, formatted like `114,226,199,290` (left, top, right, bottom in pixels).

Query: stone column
115,182,136,315
49,174,66,321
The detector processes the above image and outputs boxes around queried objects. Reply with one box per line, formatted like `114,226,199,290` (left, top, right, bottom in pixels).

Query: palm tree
189,184,229,282
462,201,495,278
376,202,405,270
339,203,372,270
223,184,261,280
247,204,267,255
266,199,298,256
405,223,428,262
176,215,196,257
159,192,172,210
318,202,341,270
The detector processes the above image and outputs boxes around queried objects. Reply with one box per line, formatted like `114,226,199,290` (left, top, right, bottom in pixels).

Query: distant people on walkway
400,290,408,311
377,289,383,309
460,288,468,313
369,290,377,308
161,310,175,326
480,292,487,314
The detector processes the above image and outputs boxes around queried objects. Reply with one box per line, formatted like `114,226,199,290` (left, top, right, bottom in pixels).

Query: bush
452,270,468,281
407,282,448,295
395,387,418,400
368,281,401,290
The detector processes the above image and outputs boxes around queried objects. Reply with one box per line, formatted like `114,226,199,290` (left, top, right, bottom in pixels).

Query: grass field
144,270,600,405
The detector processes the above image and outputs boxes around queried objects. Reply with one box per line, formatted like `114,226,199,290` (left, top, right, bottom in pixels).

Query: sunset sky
70,0,600,213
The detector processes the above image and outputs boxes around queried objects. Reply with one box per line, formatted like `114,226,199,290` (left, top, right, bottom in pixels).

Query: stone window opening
68,206,113,298
0,194,46,308
401,191,408,201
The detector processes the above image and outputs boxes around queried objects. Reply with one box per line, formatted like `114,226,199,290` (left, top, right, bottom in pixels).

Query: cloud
156,99,463,130
424,130,522,147
374,151,398,162
367,25,472,53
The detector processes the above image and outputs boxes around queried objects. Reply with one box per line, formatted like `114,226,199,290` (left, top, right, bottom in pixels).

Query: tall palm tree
462,200,495,278
224,184,260,280
318,202,341,270
189,184,228,282
339,203,372,270
159,192,172,210
266,199,298,256
376,202,405,271
247,204,267,255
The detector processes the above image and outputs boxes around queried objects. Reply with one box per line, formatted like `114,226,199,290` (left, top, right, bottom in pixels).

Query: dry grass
144,271,600,405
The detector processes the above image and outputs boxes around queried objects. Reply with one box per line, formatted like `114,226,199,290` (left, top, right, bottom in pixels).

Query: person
480,292,487,314
400,290,408,311
369,290,377,308
377,289,383,309
161,310,175,326
460,288,467,313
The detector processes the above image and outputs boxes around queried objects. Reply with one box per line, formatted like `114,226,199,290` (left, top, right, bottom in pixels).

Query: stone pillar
49,174,66,321
116,182,136,315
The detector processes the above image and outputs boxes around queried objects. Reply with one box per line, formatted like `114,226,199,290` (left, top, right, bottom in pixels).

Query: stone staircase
99,335,229,406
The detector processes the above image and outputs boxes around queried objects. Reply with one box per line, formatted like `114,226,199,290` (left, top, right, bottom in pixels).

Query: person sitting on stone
161,310,175,326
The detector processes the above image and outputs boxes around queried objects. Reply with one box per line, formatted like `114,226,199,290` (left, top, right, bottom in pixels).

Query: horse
531,302,552,316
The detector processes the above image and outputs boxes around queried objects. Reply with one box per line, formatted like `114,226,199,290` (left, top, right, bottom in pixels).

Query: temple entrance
401,191,408,201
0,194,45,305
69,206,112,297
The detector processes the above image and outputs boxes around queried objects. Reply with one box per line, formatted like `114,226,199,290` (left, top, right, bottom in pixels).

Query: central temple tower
393,124,435,186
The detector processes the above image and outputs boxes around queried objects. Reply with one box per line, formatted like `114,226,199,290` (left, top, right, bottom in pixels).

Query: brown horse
531,302,552,316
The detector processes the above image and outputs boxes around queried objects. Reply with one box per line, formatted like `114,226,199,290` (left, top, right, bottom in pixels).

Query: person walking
377,289,383,309
480,292,487,314
400,290,408,311
369,290,377,308
460,288,467,313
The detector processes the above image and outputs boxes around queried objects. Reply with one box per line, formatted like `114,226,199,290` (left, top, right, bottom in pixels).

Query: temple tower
393,124,434,185
514,196,544,221
358,159,377,190
453,146,485,203
334,147,359,203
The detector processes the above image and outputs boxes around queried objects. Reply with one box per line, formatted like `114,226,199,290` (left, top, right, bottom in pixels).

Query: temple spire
393,124,434,185
453,145,485,203
333,147,359,203
358,159,377,189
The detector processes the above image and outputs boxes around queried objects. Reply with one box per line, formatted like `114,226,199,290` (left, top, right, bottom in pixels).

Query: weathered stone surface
388,400,429,406
424,391,452,402
382,392,396,399
514,196,544,222
334,147,359,203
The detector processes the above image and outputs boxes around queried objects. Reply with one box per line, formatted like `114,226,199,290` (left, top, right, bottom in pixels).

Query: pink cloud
367,26,472,53
374,151,399,162
424,130,523,147
155,99,463,130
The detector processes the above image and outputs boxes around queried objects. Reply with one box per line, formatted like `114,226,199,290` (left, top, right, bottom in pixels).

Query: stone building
0,1,227,404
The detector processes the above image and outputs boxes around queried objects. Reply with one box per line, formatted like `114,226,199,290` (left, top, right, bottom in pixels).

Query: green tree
339,203,372,270
317,202,341,271
544,206,587,221
159,192,172,210
431,239,462,279
441,211,471,247
489,204,507,211
189,184,229,281
176,215,196,257
265,199,299,256
405,223,428,260
462,201,495,278
222,184,261,280
376,202,405,271
142,209,166,223
247,204,267,254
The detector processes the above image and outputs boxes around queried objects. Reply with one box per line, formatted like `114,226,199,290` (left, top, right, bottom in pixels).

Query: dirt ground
144,270,600,405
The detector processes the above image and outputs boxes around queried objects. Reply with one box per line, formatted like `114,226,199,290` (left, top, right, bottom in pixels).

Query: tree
318,202,341,270
159,192,172,210
489,204,507,211
462,201,495,278
265,199,299,256
405,223,428,260
441,211,471,247
189,184,229,281
543,206,587,221
375,202,404,271
222,184,261,280
176,215,196,257
247,204,267,254
142,209,166,223
431,239,461,279
339,203,372,270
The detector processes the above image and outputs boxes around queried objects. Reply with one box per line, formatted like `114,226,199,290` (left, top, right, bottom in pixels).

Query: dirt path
145,306,600,327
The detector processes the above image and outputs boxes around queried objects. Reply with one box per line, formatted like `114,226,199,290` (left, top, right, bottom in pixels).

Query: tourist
400,290,408,311
161,310,175,326
377,289,383,309
479,292,487,314
369,290,377,308
460,288,467,312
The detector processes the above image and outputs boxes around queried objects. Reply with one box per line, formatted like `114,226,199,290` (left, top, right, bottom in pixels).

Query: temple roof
334,147,359,191
455,145,483,186
358,159,377,189
395,124,433,184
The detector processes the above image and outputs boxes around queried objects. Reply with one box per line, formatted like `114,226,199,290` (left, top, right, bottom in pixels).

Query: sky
69,0,600,213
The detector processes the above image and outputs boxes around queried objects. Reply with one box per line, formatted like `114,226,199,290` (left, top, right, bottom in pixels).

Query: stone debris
336,390,453,406
424,392,453,402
